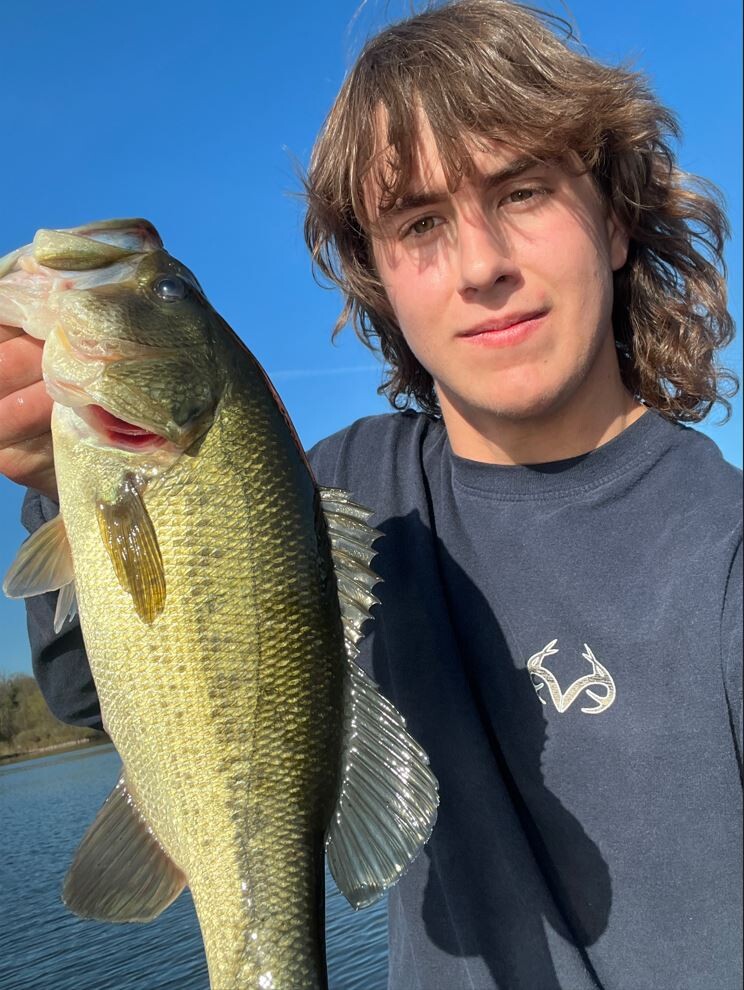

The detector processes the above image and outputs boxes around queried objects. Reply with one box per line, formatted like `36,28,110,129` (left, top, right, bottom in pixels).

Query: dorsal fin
319,487,439,909
320,486,382,656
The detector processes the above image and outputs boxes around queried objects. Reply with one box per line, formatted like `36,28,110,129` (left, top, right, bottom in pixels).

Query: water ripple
1,746,387,990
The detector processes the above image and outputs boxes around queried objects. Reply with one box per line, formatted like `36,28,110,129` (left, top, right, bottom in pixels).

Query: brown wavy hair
304,0,737,422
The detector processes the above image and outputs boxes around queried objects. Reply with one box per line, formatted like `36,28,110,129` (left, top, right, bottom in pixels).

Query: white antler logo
527,639,616,715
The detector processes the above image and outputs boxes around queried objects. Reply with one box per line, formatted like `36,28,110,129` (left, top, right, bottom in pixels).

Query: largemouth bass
1,220,438,989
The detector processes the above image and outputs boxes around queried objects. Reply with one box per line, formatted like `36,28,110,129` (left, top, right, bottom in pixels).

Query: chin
459,383,567,423
483,357,598,418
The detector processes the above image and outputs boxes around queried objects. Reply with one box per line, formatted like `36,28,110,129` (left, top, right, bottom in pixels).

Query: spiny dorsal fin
319,486,439,909
63,773,186,922
96,475,165,625
319,486,382,654
2,513,74,598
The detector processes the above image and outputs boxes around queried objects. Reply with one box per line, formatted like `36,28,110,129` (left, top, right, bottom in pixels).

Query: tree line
0,673,106,759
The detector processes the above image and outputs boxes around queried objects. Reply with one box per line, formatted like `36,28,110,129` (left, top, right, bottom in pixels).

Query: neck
438,346,647,466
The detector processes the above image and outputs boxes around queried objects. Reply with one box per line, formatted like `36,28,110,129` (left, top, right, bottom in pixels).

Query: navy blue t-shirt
22,408,743,990
306,409,742,990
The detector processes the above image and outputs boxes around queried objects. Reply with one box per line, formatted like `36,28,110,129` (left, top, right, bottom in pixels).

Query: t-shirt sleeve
20,489,103,730
306,431,345,488
721,537,742,771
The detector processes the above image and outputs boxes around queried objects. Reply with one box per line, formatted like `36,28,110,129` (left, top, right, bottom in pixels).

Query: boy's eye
405,216,441,238
509,189,535,202
502,186,548,206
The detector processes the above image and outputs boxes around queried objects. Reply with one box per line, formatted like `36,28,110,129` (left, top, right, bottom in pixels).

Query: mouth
459,310,548,346
76,405,169,452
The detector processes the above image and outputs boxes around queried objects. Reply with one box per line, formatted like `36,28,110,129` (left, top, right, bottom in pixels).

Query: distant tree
0,673,104,757
0,674,15,741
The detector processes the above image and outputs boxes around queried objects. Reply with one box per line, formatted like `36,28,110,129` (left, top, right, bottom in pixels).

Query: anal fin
63,773,186,922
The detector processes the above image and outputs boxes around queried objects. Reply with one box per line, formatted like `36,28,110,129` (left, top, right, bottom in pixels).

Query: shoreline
0,735,112,766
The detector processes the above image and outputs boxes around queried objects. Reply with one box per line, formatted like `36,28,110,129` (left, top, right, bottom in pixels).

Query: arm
21,490,102,729
1,322,100,727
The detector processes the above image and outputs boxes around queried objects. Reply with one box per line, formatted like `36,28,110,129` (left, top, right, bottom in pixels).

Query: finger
0,333,45,397
0,433,57,498
0,323,25,343
0,380,54,448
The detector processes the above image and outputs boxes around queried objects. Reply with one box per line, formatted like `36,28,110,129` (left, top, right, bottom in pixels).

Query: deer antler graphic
578,644,616,714
527,640,616,715
527,639,560,707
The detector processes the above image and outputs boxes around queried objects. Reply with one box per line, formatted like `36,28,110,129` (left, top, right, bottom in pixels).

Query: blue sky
0,0,741,677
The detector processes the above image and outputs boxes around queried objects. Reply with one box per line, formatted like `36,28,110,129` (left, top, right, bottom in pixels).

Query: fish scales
55,346,345,988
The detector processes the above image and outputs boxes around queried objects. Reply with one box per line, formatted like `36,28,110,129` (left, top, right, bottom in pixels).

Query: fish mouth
76,404,170,452
49,375,213,453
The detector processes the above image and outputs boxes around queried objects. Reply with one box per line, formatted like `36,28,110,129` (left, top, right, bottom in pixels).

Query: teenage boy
1,3,741,989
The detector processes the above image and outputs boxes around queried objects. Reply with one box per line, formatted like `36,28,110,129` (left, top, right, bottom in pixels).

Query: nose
455,213,516,296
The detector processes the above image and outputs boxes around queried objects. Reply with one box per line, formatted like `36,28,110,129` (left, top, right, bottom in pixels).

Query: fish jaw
0,227,154,337
51,403,182,477
0,251,208,448
0,260,70,340
41,251,223,446
0,218,162,280
42,325,203,455
45,350,214,455
1,223,221,448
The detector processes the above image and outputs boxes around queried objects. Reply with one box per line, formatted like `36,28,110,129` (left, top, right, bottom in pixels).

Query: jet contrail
268,365,380,381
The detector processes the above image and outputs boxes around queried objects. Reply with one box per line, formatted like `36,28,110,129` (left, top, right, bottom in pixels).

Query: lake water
0,745,388,990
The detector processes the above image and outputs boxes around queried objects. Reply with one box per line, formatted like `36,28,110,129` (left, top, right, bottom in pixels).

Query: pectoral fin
96,477,166,624
63,773,186,922
320,487,439,909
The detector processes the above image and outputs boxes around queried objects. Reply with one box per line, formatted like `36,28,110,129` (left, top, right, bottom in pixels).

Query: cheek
532,223,615,315
380,252,453,331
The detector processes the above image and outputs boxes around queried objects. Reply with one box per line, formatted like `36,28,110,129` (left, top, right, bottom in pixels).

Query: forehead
363,107,544,219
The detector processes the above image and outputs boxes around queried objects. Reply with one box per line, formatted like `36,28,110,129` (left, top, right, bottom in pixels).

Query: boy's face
369,119,629,434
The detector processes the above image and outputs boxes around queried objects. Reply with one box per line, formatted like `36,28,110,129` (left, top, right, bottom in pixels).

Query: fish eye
153,275,188,302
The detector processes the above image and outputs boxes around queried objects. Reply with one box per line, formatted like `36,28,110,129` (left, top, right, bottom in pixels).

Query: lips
459,310,547,337
80,405,167,450
456,310,548,351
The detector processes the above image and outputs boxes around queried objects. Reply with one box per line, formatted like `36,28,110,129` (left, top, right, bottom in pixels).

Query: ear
606,210,629,271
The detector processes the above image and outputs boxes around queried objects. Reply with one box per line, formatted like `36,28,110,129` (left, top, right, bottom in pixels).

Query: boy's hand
0,325,57,499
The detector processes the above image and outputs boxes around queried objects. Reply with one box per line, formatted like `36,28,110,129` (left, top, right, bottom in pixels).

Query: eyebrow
380,155,547,216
